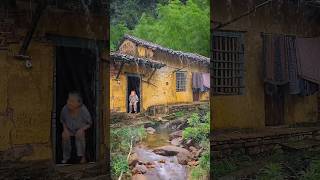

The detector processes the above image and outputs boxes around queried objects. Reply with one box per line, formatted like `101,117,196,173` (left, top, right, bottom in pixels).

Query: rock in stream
131,148,188,180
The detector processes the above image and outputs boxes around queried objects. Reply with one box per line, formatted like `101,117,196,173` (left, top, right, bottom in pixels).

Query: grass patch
175,111,185,118
110,126,146,179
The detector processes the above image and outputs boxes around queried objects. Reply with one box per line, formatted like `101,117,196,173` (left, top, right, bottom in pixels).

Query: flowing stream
132,124,189,180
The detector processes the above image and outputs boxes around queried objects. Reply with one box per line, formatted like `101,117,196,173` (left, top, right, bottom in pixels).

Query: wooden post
147,68,157,83
115,61,125,80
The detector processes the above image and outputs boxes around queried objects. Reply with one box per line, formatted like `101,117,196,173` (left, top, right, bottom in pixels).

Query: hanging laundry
192,72,210,92
202,73,210,89
262,34,319,96
296,37,320,84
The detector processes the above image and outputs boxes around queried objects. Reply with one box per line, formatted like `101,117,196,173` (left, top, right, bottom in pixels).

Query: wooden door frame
49,34,105,163
125,73,142,113
264,85,285,126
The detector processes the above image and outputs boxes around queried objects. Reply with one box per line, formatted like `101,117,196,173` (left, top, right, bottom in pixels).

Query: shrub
258,163,284,180
186,112,210,179
299,159,320,180
175,111,185,117
110,126,146,178
111,154,129,177
183,112,209,143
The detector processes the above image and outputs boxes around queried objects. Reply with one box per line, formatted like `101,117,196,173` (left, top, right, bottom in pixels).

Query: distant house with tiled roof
110,35,210,113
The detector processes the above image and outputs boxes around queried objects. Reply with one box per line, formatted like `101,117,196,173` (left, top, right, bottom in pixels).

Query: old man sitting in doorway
129,90,139,113
60,92,92,164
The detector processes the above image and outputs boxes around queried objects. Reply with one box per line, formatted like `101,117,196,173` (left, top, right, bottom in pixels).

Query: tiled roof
120,34,210,65
111,52,166,69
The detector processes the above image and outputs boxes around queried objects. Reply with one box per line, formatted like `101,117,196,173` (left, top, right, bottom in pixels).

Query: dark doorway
265,86,285,126
55,46,97,163
127,75,141,113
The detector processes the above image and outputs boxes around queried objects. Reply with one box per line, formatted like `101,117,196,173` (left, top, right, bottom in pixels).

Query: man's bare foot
80,157,87,164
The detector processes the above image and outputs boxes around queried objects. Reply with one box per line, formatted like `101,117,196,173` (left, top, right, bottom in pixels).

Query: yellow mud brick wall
285,95,318,124
212,0,319,129
0,9,108,160
110,40,209,112
0,42,54,160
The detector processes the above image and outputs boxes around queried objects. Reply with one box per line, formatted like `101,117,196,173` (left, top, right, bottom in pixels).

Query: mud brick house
0,0,108,164
212,0,320,129
110,35,210,114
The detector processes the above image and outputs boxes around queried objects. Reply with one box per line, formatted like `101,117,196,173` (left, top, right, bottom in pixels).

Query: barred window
212,31,245,95
176,71,187,92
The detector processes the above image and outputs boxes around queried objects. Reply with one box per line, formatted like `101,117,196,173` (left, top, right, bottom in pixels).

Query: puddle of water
141,131,170,149
141,126,175,149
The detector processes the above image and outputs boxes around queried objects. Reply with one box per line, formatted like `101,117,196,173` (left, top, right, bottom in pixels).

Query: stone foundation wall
146,102,209,116
212,129,320,159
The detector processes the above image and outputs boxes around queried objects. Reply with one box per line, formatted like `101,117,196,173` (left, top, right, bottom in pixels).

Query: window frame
212,31,245,95
176,71,187,92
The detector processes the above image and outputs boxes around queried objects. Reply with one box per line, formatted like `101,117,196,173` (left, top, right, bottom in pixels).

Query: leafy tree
110,0,210,56
110,0,170,29
110,24,129,51
132,0,210,56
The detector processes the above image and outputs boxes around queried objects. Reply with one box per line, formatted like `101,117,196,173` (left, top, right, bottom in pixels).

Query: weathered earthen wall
0,42,54,160
0,6,108,160
212,0,319,129
110,42,209,112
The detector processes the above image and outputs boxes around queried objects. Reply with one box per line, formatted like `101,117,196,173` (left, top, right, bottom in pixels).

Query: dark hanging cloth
263,34,319,96
263,34,288,85
296,37,320,84
286,35,300,94
287,37,319,96
298,79,319,96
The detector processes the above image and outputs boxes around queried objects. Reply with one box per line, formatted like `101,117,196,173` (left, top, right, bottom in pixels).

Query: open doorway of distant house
127,74,141,113
54,46,97,164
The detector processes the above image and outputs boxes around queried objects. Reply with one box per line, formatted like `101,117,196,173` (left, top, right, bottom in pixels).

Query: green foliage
111,126,146,152
110,0,169,29
132,0,210,56
190,166,208,180
111,155,129,177
212,158,238,177
183,112,209,143
175,111,185,117
299,160,320,180
110,126,146,178
212,148,320,179
186,112,210,179
110,0,170,49
212,153,255,178
199,150,210,170
110,24,129,51
258,163,284,180
187,113,201,126
110,0,210,56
